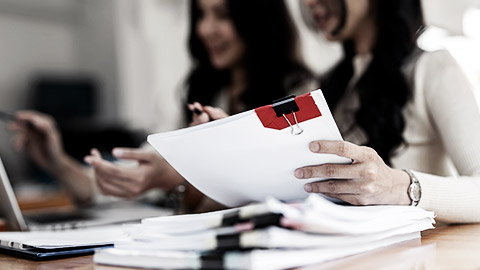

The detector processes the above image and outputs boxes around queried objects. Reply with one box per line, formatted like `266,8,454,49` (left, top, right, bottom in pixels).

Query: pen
193,108,203,115
0,110,34,129
0,111,16,122
189,104,214,122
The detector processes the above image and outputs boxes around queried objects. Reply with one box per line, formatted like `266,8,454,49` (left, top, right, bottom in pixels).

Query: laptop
0,155,172,259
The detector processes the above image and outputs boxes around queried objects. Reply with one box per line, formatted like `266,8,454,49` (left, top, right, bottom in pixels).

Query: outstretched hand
84,147,183,198
8,110,66,173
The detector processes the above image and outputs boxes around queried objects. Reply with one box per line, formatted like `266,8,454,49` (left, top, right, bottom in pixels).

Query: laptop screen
0,156,28,231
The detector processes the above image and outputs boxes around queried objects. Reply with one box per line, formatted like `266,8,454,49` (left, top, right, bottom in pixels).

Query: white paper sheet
148,90,351,207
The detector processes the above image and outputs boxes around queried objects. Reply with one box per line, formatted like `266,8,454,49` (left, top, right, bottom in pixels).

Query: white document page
148,90,350,207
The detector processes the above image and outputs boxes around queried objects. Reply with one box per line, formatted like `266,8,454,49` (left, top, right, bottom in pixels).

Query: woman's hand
294,140,412,205
8,111,67,173
84,147,184,198
188,102,229,126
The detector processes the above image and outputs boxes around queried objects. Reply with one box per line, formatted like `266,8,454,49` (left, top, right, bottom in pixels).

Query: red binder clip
255,93,322,135
272,95,303,135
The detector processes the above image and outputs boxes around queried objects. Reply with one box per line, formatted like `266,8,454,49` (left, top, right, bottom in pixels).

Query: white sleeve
414,50,480,223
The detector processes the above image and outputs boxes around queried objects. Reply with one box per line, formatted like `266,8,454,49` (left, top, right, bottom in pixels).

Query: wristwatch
164,182,188,213
403,169,421,206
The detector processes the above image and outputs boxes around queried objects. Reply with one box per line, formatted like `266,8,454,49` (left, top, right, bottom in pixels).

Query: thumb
112,147,154,162
203,106,229,120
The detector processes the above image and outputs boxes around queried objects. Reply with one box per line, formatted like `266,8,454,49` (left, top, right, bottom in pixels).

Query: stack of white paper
94,195,435,270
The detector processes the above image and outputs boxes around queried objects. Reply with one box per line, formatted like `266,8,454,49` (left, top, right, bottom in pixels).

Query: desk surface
1,223,479,270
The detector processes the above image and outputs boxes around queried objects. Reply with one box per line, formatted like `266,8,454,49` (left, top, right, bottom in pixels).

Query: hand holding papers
148,89,350,207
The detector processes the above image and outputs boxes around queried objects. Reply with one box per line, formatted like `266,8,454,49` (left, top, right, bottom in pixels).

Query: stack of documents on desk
94,195,435,270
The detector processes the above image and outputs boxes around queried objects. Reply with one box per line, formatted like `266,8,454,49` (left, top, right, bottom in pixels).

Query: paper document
94,194,435,270
139,195,435,235
148,90,350,207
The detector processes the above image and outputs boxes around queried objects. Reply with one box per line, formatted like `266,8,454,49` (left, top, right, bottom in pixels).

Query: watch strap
403,169,421,206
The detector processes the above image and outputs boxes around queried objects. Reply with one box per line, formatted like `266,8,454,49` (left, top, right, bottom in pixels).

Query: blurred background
0,0,479,192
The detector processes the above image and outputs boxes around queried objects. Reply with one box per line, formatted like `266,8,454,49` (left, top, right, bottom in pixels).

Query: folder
0,226,126,259
148,89,351,207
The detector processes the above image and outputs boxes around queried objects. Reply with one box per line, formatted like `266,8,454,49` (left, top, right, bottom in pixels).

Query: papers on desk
0,226,128,259
0,226,126,249
147,90,351,207
94,195,435,270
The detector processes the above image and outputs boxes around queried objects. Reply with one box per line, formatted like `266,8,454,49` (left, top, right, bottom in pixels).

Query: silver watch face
409,182,421,201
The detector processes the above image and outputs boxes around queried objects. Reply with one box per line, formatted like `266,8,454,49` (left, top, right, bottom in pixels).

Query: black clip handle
272,95,303,135
272,95,299,117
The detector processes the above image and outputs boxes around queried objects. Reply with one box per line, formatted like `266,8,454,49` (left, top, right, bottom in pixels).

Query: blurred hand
294,140,411,205
188,102,229,126
8,111,67,173
84,147,183,198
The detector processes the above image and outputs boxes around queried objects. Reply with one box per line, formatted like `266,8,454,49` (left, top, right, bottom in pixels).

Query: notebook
0,225,126,259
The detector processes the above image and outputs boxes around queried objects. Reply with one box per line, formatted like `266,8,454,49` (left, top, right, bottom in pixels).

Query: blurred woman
294,0,480,223
186,0,313,123
10,0,314,210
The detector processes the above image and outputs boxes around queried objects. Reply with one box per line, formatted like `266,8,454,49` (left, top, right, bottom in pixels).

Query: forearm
50,155,93,205
159,161,226,213
194,196,227,213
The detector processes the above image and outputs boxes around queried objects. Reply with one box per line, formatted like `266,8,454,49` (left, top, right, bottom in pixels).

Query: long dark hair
186,0,312,115
320,0,424,164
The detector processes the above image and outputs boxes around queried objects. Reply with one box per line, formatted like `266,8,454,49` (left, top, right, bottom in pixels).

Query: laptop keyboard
26,211,91,224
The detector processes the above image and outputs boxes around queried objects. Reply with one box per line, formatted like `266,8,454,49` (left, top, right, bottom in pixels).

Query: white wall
422,0,479,35
114,0,190,132
76,0,119,122
0,0,80,179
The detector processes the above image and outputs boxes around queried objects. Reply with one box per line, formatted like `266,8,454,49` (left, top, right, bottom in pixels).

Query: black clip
272,95,303,135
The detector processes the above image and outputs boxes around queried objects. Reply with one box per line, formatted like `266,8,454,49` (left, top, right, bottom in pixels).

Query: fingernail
304,184,312,192
309,142,320,152
112,148,123,157
84,157,92,164
295,169,304,179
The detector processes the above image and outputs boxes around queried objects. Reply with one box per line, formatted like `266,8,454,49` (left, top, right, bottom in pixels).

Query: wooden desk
0,218,6,232
1,224,480,270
